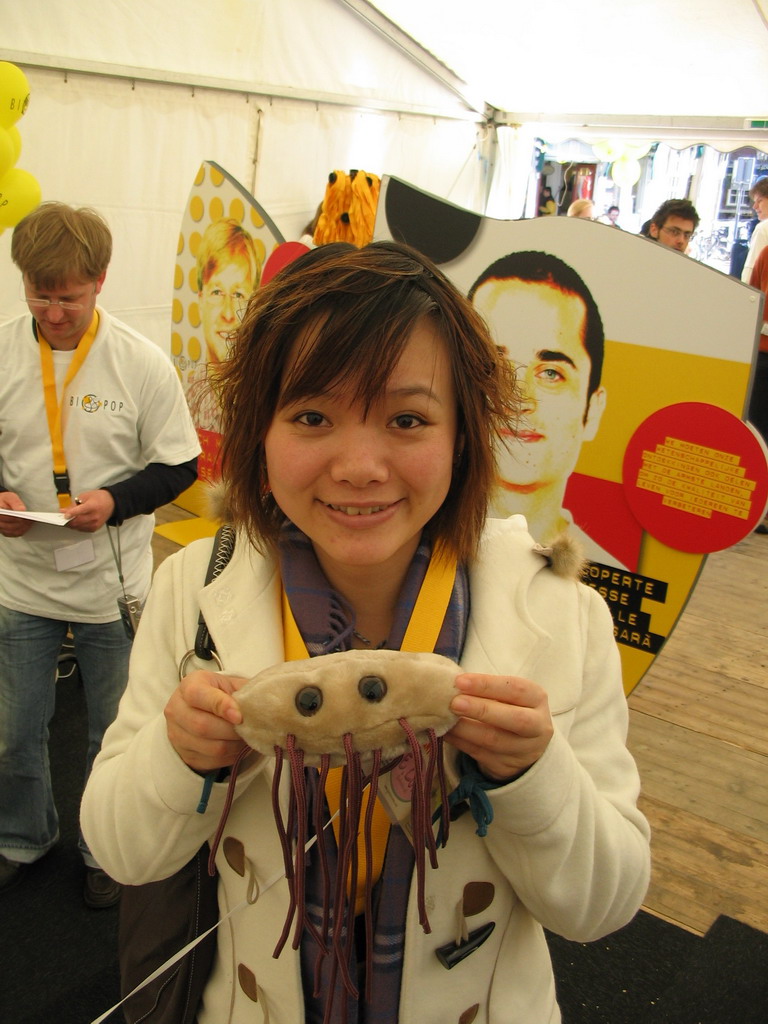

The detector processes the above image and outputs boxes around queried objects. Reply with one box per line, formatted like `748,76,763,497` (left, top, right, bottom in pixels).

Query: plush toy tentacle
313,754,333,948
331,735,363,998
286,736,312,951
433,734,450,848
361,747,383,1001
398,717,433,933
271,745,297,958
206,744,251,876
421,728,440,870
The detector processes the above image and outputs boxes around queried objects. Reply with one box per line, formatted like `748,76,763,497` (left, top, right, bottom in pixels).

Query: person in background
0,202,201,906
567,199,595,219
82,241,649,1023
646,198,699,253
598,205,621,228
748,245,768,534
741,177,768,285
538,185,557,216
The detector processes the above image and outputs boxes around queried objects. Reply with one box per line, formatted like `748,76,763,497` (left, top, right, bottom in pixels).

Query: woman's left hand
447,673,554,782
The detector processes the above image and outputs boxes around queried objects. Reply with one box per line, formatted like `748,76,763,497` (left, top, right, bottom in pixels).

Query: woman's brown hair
214,240,520,563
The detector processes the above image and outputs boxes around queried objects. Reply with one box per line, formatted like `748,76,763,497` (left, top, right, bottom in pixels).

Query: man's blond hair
11,201,112,289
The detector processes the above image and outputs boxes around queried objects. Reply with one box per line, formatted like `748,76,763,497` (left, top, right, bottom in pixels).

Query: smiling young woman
82,240,650,1024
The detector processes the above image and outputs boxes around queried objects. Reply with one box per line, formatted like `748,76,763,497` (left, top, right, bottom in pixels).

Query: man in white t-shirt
0,202,201,906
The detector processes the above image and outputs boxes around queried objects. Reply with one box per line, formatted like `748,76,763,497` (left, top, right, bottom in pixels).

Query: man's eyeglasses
661,225,695,242
20,279,96,313
25,296,87,312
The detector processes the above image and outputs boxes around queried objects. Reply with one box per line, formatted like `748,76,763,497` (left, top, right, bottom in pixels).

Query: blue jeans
0,605,132,868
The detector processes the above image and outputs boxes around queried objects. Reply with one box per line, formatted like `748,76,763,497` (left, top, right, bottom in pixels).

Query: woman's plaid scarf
278,522,468,1023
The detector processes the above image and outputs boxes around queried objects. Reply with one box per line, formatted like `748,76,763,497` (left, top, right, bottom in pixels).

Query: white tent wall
0,0,486,347
1,0,477,116
255,99,486,237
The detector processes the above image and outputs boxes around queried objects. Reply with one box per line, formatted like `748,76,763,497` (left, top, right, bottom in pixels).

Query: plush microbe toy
210,649,461,1005
235,648,459,766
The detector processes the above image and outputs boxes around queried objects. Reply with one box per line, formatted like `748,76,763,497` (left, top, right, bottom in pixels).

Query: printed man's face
472,277,605,497
199,256,254,364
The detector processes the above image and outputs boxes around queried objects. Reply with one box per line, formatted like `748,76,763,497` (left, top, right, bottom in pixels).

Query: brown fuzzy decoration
533,532,587,580
204,480,231,523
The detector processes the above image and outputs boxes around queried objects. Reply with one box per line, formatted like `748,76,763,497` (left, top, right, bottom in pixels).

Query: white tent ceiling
366,0,768,119
360,0,768,149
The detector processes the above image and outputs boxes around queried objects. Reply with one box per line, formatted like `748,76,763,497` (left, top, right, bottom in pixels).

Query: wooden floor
626,528,768,937
152,506,768,939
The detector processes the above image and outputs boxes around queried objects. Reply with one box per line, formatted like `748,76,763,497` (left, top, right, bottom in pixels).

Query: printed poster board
376,176,768,693
170,161,285,510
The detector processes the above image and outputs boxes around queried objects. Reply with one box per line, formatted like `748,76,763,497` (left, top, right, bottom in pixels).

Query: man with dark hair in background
646,198,700,252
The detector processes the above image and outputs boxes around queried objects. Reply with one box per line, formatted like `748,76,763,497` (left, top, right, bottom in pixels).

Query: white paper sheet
0,508,70,527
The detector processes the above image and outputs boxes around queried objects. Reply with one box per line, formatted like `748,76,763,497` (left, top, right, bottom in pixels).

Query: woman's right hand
164,670,249,773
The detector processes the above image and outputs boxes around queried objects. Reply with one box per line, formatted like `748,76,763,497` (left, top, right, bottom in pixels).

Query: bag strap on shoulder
193,524,236,661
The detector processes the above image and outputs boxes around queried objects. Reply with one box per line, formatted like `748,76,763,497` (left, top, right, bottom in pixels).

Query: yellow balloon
593,139,630,162
592,140,618,162
0,129,14,179
0,167,42,228
610,156,642,189
0,62,30,130
7,125,21,162
623,141,652,160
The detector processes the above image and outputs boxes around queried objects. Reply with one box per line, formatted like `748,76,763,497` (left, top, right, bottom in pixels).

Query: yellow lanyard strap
37,312,99,507
282,544,457,912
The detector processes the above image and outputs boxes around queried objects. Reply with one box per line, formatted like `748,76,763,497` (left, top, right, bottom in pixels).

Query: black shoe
0,854,24,895
83,866,122,909
755,518,768,535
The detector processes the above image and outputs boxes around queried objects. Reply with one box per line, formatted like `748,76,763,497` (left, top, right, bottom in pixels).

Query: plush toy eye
295,686,323,716
358,675,387,703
